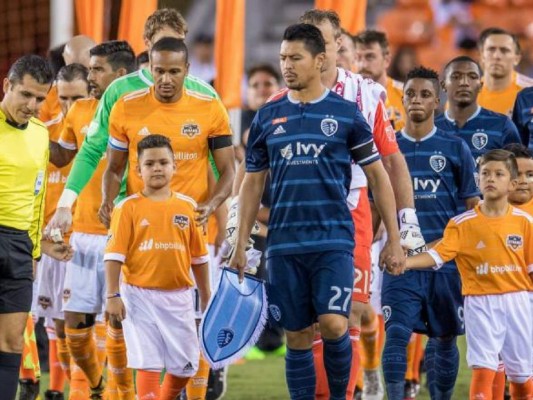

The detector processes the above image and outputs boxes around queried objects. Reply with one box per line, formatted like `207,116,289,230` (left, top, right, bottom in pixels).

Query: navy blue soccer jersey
246,89,380,257
397,127,480,271
435,106,521,162
512,87,533,149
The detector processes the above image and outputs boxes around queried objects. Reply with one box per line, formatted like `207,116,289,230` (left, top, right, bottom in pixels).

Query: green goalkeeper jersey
64,68,220,202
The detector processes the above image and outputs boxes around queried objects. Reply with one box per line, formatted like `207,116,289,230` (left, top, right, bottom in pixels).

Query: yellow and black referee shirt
0,108,49,259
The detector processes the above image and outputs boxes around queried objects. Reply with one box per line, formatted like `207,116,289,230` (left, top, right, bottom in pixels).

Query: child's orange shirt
59,98,107,235
429,205,533,296
108,87,231,203
104,192,209,290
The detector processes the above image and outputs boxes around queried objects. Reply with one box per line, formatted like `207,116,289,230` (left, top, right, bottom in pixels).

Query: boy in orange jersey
391,149,533,400
105,134,210,400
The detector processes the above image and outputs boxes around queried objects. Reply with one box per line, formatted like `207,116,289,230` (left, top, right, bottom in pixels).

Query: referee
0,55,53,399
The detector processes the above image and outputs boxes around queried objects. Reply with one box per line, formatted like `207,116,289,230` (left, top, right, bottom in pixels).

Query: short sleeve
104,202,133,263
245,112,269,172
208,98,232,138
108,101,129,152
523,220,533,274
190,222,209,265
348,106,380,166
59,104,79,151
432,219,461,264
501,117,521,147
457,140,480,199
512,91,530,147
372,100,400,157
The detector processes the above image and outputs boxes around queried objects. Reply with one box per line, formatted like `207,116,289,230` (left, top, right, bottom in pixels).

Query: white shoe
362,368,385,400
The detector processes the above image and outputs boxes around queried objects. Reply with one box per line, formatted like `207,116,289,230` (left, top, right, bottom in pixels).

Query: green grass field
36,336,472,399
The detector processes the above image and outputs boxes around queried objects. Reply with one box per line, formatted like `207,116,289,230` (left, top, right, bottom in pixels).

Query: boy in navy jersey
381,67,480,400
436,56,520,163
512,86,533,149
229,24,404,400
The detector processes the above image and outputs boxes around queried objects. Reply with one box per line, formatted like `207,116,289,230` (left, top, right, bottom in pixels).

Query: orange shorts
350,187,372,303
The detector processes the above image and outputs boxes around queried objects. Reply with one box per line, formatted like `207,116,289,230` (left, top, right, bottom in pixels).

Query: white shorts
121,283,199,377
465,291,532,383
62,232,107,314
369,234,386,315
35,254,67,320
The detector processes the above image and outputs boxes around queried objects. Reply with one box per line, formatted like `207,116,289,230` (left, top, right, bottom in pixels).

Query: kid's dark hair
137,134,173,158
479,149,518,179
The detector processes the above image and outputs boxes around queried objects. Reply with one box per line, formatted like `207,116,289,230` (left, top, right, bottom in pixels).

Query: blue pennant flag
199,268,267,369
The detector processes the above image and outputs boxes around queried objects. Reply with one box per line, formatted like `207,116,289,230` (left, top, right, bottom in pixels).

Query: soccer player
336,29,356,72
35,63,91,399
50,41,136,400
477,27,533,116
230,23,404,400
512,86,533,149
381,66,480,400
354,29,406,131
399,149,533,400
105,134,210,400
0,55,53,400
46,9,223,399
436,56,521,163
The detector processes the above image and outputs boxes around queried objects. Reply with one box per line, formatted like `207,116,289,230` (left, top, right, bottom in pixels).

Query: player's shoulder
390,78,404,91
451,208,478,225
434,112,449,126
121,88,151,103
266,88,289,104
184,88,216,103
184,74,218,98
172,192,198,210
516,85,533,102
43,112,63,128
115,193,142,210
28,117,50,139
516,72,533,89
435,128,466,145
477,107,510,124
511,206,533,223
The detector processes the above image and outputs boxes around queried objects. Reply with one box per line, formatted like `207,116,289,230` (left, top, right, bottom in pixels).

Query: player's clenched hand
41,240,74,262
228,246,248,283
46,207,73,238
379,239,406,275
106,297,126,323
98,201,114,229
195,201,215,226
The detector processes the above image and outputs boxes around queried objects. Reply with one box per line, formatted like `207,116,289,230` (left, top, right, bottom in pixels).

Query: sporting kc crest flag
199,268,267,369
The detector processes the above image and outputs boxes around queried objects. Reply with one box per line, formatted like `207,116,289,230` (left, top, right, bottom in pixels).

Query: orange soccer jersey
478,72,533,116
385,77,405,131
430,205,533,296
514,197,533,217
44,115,72,233
59,98,107,236
105,192,209,290
40,84,62,123
108,87,232,203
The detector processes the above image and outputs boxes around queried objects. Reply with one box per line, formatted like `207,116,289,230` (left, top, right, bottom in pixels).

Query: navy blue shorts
266,251,354,332
381,270,464,337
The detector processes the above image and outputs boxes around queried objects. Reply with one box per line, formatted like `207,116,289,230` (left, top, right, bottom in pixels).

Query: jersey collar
444,105,481,124
400,126,437,142
287,88,330,104
139,68,154,86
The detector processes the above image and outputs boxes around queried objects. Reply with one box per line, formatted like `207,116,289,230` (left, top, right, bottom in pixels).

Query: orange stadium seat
396,0,430,7
475,0,509,7
376,8,434,47
473,5,533,35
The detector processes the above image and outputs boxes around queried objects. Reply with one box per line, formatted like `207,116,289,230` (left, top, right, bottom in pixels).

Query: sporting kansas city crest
472,131,488,150
429,154,446,173
320,118,338,136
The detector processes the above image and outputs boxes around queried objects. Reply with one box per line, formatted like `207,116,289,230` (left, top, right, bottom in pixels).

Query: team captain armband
208,136,233,150
350,139,380,166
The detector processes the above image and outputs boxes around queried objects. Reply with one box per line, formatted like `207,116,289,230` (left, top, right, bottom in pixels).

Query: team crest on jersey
173,214,189,229
472,131,488,150
181,121,200,139
320,118,338,136
217,328,234,348
506,234,523,250
429,155,446,173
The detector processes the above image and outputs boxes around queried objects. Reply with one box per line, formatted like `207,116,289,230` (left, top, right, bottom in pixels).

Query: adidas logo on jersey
140,219,150,227
476,241,485,249
183,362,195,373
138,239,153,251
273,125,286,135
138,126,151,136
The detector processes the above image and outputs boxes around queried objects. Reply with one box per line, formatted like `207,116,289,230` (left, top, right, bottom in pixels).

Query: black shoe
90,376,105,400
404,380,420,400
206,366,228,400
44,390,65,400
18,379,40,400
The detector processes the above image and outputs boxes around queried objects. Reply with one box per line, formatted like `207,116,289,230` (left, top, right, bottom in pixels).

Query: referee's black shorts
0,225,33,313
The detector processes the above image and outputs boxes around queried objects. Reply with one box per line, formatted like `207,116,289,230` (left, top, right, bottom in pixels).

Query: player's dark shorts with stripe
0,225,33,313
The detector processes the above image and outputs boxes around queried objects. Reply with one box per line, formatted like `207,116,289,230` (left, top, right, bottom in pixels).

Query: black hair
405,66,440,95
137,134,173,158
247,63,281,84
8,54,54,85
443,55,482,77
479,149,518,179
282,23,325,57
150,37,188,63
90,40,136,73
479,27,520,54
136,50,149,66
503,143,533,159
56,63,89,84
354,30,390,54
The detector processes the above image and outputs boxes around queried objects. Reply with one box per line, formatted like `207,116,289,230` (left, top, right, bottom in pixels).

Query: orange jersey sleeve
478,72,533,116
432,205,533,296
208,97,232,138
108,96,131,152
372,99,399,157
104,192,209,290
385,77,406,131
39,84,61,123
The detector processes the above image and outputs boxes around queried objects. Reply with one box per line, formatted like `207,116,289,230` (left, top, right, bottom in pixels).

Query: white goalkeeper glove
219,241,262,275
399,208,427,256
225,197,260,248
